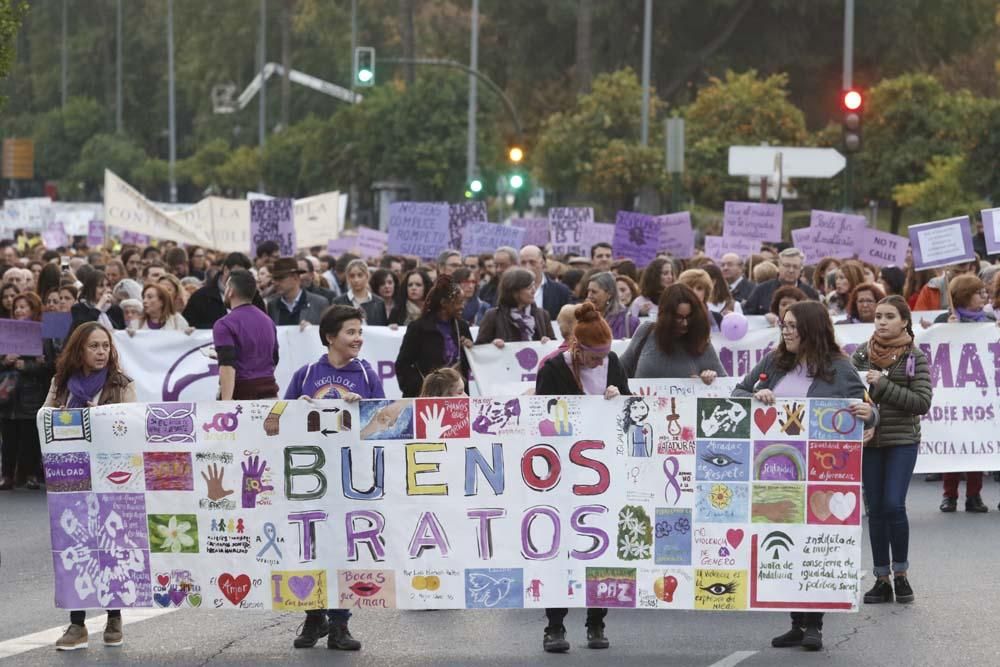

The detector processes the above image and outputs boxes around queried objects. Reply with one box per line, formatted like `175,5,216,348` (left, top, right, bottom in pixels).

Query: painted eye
700,582,737,596
700,450,741,468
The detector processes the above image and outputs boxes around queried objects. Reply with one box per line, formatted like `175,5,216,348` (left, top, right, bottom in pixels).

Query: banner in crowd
38,395,863,612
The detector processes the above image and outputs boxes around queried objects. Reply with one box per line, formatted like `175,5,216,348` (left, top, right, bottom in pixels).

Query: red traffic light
842,89,863,111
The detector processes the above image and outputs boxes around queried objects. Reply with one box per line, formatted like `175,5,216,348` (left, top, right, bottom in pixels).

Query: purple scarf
956,307,989,323
66,367,108,408
508,306,536,342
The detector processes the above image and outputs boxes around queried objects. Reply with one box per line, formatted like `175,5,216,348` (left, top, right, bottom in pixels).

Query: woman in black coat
395,275,473,398
69,267,126,336
476,268,555,348
535,302,629,654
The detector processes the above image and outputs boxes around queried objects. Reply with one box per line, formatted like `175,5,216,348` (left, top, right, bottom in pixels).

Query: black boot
939,496,957,512
327,623,361,651
771,625,804,648
893,576,914,603
586,624,609,649
543,625,570,653
293,614,329,649
801,626,823,651
863,578,893,604
965,495,988,513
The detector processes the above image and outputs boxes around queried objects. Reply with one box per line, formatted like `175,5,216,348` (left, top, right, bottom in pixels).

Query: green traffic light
509,174,524,190
470,179,483,193
358,69,373,84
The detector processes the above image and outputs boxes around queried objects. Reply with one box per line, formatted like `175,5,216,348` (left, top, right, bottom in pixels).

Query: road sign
728,146,845,179
2,139,34,180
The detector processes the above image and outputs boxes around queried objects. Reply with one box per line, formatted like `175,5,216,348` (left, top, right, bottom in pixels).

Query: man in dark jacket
519,245,571,321
744,247,819,315
266,257,330,326
298,257,337,304
720,252,756,307
183,253,266,329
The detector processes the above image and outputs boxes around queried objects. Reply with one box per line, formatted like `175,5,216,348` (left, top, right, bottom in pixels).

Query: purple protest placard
858,228,909,268
462,222,526,255
327,236,358,255
703,235,760,262
657,212,695,259
250,198,296,257
723,201,783,242
582,222,615,249
42,312,72,340
549,207,593,256
357,227,388,259
982,208,1000,256
790,227,845,265
449,202,487,252
511,218,549,247
118,228,150,246
388,202,450,260
612,211,659,267
807,210,866,258
908,216,974,271
0,319,42,355
87,220,106,247
42,222,68,249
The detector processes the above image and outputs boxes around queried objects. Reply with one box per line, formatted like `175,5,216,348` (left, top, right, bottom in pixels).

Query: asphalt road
2,477,998,666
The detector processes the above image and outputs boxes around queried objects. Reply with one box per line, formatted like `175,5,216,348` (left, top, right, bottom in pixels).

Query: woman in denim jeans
851,296,932,604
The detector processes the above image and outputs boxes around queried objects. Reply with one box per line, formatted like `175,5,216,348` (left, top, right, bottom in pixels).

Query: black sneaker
327,623,361,651
543,626,570,653
586,625,609,649
966,495,988,513
801,626,823,651
863,579,893,603
893,576,914,603
924,473,942,482
771,626,803,648
293,614,329,648
939,496,957,512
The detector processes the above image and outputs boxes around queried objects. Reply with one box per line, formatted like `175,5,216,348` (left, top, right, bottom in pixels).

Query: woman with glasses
932,274,995,512
836,283,886,324
733,301,876,652
475,268,554,348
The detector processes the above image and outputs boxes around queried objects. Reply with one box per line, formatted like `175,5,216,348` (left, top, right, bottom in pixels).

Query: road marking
0,607,176,660
707,650,758,667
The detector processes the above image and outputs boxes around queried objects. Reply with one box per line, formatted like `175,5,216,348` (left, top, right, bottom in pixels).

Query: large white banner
38,395,863,612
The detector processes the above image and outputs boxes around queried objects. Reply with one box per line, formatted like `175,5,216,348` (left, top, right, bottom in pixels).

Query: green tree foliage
893,155,985,220
0,0,26,109
68,133,147,196
684,70,807,209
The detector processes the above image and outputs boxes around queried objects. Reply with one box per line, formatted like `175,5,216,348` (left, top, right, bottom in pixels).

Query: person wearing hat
266,257,331,327
534,301,631,654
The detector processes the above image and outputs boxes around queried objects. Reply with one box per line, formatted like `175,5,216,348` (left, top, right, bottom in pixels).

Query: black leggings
545,607,607,630
790,612,823,629
1,418,41,481
69,610,121,626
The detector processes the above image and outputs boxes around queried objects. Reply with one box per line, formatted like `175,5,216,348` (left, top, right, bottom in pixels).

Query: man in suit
266,257,331,326
520,245,570,322
720,252,755,307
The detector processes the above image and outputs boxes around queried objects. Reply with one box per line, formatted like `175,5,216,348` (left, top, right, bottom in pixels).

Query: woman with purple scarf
475,268,555,348
585,271,639,339
46,322,136,651
933,274,996,512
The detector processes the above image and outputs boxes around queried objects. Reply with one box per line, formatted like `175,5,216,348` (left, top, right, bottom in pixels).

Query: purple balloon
721,312,748,341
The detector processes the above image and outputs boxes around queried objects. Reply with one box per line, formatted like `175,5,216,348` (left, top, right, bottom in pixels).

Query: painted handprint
241,455,273,508
201,463,234,501
420,404,448,439
778,402,804,436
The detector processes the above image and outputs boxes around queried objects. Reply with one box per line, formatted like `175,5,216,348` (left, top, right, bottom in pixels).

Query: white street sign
728,146,846,179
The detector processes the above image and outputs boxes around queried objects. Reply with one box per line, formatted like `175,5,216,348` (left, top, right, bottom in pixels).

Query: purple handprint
241,455,274,508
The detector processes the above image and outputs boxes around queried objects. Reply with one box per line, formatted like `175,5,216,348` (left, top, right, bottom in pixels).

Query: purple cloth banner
87,220,106,248
357,227,388,259
657,212,695,259
387,202,450,260
41,312,72,340
723,201,783,242
448,202,487,252
982,208,1000,256
858,228,909,268
511,218,549,247
462,222,526,255
549,207,593,256
0,319,42,356
612,211,658,267
908,216,975,271
704,235,760,262
250,198,296,257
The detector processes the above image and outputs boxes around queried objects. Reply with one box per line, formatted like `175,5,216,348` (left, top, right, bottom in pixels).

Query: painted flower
709,484,733,510
156,515,194,553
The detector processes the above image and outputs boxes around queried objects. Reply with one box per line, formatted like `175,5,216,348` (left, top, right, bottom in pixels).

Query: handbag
0,370,19,406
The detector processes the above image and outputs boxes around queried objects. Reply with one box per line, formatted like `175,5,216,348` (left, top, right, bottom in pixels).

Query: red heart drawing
726,528,744,549
218,573,252,606
754,407,777,434
157,574,170,587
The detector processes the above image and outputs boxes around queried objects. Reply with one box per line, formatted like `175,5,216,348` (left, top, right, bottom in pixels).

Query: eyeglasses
856,298,877,305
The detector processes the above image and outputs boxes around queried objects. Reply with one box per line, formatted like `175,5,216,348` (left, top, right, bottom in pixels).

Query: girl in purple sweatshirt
285,305,383,652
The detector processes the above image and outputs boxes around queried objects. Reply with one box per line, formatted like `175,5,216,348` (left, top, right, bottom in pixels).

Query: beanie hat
572,301,612,353
120,298,143,313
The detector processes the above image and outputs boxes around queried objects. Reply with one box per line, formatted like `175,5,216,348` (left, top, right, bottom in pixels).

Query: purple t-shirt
284,354,385,400
212,303,278,380
772,364,812,397
436,319,459,365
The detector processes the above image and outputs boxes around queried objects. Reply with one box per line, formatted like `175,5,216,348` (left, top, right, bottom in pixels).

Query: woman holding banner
535,302,630,653
585,271,639,339
733,301,876,652
475,268,554,347
933,274,994,512
851,295,931,604
47,322,136,650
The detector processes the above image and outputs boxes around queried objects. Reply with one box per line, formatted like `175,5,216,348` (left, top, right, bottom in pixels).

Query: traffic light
507,145,524,164
841,89,863,154
509,173,524,190
354,46,375,87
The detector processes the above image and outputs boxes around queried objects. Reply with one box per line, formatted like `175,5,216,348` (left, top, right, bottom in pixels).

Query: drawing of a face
629,401,649,423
